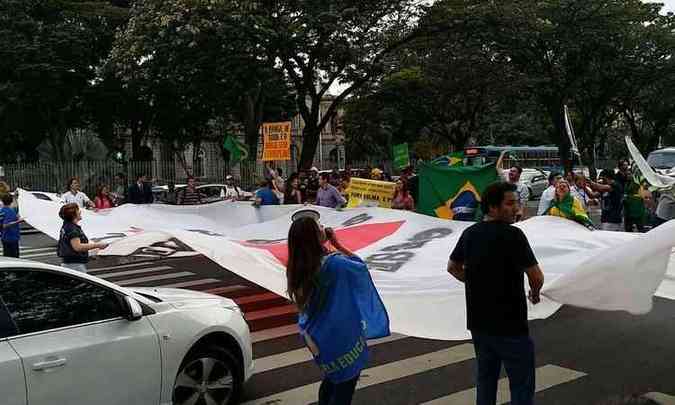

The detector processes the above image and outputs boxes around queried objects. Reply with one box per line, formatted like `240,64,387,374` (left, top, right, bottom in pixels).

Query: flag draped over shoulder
417,162,498,220
546,193,594,229
299,253,390,383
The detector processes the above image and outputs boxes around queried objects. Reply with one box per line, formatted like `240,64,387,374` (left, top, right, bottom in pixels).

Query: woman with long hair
57,203,108,272
94,184,114,210
284,173,303,205
391,178,415,211
286,213,389,405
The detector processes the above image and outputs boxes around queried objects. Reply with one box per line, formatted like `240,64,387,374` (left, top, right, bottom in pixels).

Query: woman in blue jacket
286,212,390,405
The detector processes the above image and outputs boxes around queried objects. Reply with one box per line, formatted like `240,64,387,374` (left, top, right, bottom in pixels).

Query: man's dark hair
481,182,518,215
512,165,523,175
136,173,145,181
548,172,561,184
599,169,615,180
277,167,283,176
1,193,13,206
59,203,79,222
187,175,195,181
319,172,330,182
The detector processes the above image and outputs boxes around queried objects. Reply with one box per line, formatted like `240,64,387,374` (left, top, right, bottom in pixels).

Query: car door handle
32,357,67,371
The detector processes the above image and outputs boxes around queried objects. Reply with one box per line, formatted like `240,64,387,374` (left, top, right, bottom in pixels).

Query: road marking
421,364,586,405
644,392,675,405
20,246,56,253
161,279,222,288
254,334,407,374
22,251,58,259
89,261,162,272
251,324,299,343
92,266,174,279
242,344,476,405
115,272,195,286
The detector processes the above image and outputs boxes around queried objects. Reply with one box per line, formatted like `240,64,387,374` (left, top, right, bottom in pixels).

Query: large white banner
19,190,675,340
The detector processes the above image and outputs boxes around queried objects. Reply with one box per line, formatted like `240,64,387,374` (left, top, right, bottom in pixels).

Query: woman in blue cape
286,215,390,405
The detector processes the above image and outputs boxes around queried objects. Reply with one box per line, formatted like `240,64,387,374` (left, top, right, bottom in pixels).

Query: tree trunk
299,124,320,171
243,92,262,162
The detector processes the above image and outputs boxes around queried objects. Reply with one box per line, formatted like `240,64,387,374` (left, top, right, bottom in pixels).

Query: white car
0,258,254,405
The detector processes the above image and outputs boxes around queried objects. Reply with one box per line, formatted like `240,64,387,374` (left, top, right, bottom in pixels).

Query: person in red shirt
94,184,114,210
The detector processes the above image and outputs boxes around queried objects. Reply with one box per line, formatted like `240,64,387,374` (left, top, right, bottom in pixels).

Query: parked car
648,147,675,176
520,168,549,200
0,257,253,405
153,184,253,204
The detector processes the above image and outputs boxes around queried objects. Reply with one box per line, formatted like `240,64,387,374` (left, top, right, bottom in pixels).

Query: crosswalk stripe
251,324,299,344
89,261,161,272
242,344,476,405
115,271,195,286
20,247,56,253
161,279,222,288
254,334,407,374
421,364,586,405
644,392,675,405
22,251,58,259
93,266,174,279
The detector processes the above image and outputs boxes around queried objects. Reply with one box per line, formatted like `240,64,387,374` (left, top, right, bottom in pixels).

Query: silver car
520,169,549,200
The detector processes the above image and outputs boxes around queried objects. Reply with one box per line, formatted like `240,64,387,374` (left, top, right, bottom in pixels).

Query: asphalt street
10,203,675,405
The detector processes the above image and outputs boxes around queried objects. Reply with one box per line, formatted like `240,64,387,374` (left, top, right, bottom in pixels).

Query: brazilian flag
417,162,498,221
431,151,464,167
223,135,249,163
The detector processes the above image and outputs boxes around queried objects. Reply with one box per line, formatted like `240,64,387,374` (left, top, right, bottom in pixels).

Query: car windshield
647,151,675,169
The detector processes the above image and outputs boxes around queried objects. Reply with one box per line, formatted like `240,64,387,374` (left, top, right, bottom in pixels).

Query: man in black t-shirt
589,169,624,231
448,182,544,405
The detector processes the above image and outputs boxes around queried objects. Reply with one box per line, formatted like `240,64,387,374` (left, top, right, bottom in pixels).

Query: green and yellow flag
417,162,498,221
223,135,249,163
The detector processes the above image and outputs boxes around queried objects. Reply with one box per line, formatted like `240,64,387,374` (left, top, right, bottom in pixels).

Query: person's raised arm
588,180,612,193
496,150,508,177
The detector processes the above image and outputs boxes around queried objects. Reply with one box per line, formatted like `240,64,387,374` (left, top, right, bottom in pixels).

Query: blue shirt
315,184,346,208
0,207,20,242
256,187,280,205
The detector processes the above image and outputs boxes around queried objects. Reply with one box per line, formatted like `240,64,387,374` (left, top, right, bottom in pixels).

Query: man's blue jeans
318,374,359,405
471,332,535,405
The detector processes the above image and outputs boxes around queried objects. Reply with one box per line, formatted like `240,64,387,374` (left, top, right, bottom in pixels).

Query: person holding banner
448,182,544,405
286,211,389,405
57,203,108,272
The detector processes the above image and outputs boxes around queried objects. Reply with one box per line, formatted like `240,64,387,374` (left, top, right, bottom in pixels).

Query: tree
0,0,119,161
108,0,293,166
248,0,427,169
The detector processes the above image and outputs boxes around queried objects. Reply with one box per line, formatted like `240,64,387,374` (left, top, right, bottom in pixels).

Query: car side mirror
122,296,143,321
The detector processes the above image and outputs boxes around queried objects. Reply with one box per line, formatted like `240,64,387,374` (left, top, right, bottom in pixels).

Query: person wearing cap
371,168,384,181
222,175,244,201
286,211,389,405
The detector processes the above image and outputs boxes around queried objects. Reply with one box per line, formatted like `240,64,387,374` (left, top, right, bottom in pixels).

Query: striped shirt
178,188,202,205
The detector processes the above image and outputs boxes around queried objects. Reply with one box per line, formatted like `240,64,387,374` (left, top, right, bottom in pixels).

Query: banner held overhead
347,178,396,208
262,121,292,161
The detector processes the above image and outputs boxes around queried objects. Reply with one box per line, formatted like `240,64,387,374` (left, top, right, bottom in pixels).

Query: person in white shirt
537,172,563,215
221,175,244,201
61,177,94,209
495,152,529,220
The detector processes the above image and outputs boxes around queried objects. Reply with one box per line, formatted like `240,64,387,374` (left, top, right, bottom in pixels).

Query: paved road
8,229,675,405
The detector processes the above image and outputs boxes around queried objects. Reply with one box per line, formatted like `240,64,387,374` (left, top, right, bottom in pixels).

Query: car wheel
173,345,242,405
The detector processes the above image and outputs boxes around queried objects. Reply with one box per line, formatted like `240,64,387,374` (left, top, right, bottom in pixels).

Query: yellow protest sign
262,121,292,161
347,178,396,208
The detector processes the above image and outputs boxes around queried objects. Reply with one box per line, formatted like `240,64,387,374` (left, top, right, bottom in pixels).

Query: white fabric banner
19,190,675,340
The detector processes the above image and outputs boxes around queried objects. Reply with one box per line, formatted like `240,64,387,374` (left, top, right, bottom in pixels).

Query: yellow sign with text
347,178,396,208
262,121,292,161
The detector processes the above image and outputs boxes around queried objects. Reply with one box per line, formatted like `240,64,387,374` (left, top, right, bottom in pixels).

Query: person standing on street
316,173,346,209
447,182,544,405
284,174,304,205
588,170,624,231
222,175,243,201
94,184,114,210
537,172,563,216
62,177,95,209
57,203,107,272
1,194,24,258
253,180,280,206
178,176,203,205
111,173,127,205
127,174,154,204
286,212,389,405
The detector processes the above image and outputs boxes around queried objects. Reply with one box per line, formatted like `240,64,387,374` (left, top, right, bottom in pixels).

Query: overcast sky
647,0,675,12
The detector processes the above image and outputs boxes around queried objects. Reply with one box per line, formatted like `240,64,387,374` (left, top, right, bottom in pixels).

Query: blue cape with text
299,253,390,383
